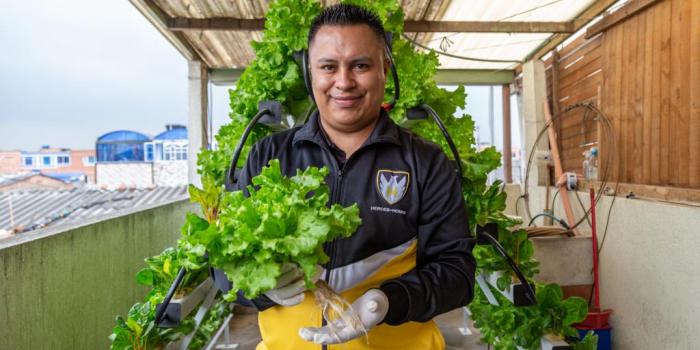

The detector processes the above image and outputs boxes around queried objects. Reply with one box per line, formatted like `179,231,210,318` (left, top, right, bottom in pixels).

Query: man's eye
354,64,369,70
320,65,335,71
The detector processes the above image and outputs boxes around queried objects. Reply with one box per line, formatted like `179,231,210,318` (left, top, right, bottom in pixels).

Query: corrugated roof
0,173,36,187
0,186,188,233
135,0,604,70
144,0,450,68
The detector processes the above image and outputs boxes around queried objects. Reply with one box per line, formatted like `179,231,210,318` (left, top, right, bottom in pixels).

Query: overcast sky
0,0,517,152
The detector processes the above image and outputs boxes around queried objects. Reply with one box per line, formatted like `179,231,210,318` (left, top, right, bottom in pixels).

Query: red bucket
577,309,613,329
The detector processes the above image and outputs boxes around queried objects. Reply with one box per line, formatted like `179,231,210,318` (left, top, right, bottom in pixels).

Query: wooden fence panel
546,0,699,191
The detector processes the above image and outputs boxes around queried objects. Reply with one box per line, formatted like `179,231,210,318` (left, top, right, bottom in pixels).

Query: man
234,4,475,350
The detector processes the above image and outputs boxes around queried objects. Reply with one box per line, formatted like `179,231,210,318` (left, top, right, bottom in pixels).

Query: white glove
263,263,308,306
298,289,389,344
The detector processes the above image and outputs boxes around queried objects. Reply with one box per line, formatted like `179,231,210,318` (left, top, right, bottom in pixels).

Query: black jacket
233,109,475,325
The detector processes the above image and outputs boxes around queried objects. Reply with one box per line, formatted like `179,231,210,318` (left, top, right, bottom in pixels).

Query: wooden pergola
129,0,620,185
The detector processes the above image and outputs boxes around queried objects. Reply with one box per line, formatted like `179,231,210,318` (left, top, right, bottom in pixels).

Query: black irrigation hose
154,266,187,325
227,108,272,186
479,232,538,305
523,102,616,232
385,44,400,110
551,188,560,211
528,212,569,229
422,104,464,179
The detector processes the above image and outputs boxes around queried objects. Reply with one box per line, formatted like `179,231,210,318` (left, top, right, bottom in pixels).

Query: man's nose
334,67,356,90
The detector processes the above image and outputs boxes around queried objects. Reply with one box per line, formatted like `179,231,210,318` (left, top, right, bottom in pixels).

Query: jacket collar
292,108,401,148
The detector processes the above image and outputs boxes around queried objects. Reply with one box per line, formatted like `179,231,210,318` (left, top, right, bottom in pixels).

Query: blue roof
44,172,86,183
97,130,151,143
155,127,187,140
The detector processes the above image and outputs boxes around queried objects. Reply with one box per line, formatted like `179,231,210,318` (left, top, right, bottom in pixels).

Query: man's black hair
308,4,386,46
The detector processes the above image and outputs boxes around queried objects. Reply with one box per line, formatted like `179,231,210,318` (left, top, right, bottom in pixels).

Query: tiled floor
218,305,489,349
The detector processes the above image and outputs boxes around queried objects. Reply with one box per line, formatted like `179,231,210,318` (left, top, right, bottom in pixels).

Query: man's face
308,24,388,133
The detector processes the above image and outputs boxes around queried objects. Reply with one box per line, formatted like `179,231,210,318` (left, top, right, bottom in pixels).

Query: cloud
0,0,188,150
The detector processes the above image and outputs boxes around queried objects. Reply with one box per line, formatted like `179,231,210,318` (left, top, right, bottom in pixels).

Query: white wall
512,185,700,349
96,163,153,188
153,160,188,186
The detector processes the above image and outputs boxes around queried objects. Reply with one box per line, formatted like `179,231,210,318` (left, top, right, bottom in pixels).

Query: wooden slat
560,107,600,131
560,132,593,149
559,67,602,96
558,75,602,107
670,0,691,187
649,1,662,184
642,8,654,184
557,34,589,59
598,20,611,183
612,15,624,182
585,0,662,39
633,11,645,184
691,0,700,187
560,123,598,143
558,34,603,67
558,54,602,91
579,180,700,206
658,0,671,185
620,16,639,183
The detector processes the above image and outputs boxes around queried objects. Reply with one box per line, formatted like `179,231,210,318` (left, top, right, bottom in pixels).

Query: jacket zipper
320,145,371,350
322,151,343,350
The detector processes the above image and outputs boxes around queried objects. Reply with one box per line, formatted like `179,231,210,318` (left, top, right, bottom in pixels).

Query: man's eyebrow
315,56,374,64
316,58,338,64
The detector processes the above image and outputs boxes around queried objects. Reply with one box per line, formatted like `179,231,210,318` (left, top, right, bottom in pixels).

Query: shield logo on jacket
376,170,410,205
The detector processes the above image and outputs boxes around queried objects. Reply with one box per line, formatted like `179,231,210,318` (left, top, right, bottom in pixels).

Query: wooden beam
579,180,700,207
168,17,575,33
129,0,200,61
209,68,515,85
502,84,513,183
209,68,245,86
433,69,514,85
585,0,661,39
525,0,619,62
169,17,265,31
544,101,579,235
403,20,575,33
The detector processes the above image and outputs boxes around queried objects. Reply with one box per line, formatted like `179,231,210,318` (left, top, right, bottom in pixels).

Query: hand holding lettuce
180,159,361,300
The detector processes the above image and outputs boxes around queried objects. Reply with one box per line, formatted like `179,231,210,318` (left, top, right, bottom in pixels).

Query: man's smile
330,94,363,108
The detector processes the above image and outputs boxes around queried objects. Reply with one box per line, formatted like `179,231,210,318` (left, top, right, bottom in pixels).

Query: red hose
590,188,600,311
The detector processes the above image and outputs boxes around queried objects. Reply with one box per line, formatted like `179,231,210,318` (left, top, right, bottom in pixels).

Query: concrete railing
0,199,195,350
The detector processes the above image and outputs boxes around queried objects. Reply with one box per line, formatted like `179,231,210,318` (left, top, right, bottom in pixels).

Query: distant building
95,125,188,188
0,173,75,192
0,146,96,183
0,151,22,174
